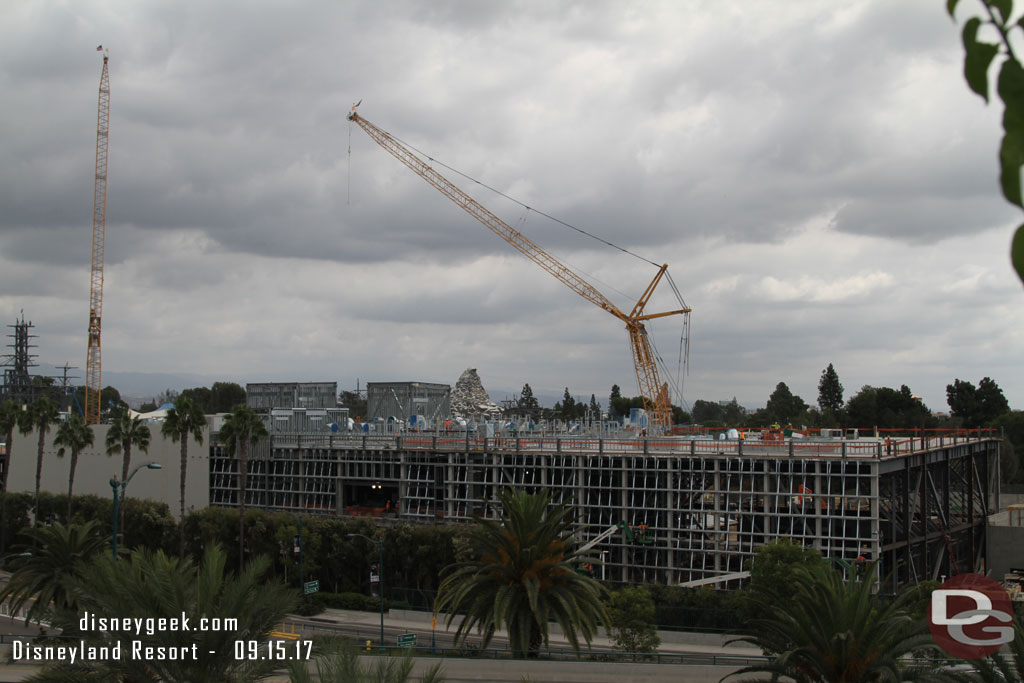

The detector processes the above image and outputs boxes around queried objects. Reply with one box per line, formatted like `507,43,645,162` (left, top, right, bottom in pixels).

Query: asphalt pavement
0,608,764,682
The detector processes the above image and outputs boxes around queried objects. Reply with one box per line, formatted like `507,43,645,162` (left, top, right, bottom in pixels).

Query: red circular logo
928,573,1014,659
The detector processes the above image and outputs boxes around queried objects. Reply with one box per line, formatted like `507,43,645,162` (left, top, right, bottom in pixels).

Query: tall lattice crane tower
85,50,110,424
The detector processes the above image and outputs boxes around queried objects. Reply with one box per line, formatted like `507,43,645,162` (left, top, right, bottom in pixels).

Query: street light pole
110,462,162,559
347,532,384,646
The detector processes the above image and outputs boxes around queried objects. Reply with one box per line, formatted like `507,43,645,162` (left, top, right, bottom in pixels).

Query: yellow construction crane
348,111,691,430
85,50,110,424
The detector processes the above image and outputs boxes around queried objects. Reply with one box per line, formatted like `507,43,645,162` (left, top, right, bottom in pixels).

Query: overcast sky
2,0,1021,414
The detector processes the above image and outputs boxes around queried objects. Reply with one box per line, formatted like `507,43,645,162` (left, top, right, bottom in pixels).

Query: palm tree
34,545,296,682
287,640,445,683
433,488,608,656
161,396,206,558
21,396,58,525
726,563,945,683
0,520,107,628
105,412,151,531
0,400,21,552
0,400,20,493
218,404,268,572
949,618,1024,682
53,415,95,520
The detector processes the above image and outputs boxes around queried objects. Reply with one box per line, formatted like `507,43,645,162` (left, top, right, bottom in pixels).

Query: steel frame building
209,430,999,590
246,382,338,412
366,382,451,425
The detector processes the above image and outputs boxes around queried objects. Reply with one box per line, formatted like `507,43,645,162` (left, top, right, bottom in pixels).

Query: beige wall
6,421,209,520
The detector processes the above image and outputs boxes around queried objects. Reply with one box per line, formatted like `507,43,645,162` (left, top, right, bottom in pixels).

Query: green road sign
303,580,319,595
397,633,417,648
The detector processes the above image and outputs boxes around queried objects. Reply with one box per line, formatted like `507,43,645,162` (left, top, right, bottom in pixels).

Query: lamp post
347,533,384,646
110,462,162,559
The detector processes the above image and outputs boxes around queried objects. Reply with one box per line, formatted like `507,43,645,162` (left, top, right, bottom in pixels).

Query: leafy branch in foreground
948,0,1024,285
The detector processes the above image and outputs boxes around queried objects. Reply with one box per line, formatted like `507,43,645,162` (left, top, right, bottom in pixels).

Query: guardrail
263,428,998,460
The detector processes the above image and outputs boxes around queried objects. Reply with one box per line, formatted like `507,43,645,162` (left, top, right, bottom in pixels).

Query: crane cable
352,114,693,408
349,115,690,312
375,124,663,269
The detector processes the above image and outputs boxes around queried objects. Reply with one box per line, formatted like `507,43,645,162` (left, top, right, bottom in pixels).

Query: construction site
1,56,1005,596
209,419,999,591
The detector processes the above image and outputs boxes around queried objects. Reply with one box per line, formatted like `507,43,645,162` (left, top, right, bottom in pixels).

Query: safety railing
260,428,1000,460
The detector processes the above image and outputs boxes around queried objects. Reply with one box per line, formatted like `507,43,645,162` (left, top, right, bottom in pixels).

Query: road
0,607,762,682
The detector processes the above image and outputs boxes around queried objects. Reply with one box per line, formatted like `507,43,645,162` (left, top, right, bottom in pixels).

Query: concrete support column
399,451,408,516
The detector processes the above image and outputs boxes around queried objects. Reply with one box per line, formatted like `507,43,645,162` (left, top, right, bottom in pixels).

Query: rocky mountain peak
451,368,502,421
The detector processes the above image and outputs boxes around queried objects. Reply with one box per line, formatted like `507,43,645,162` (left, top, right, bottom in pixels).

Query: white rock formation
451,368,502,421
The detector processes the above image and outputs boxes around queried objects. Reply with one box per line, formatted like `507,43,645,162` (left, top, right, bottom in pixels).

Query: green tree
517,383,540,417
948,0,1024,285
210,381,247,413
605,585,661,655
611,395,645,422
22,396,58,524
949,377,1012,426
53,415,95,521
155,388,180,406
0,400,19,493
105,413,151,531
0,400,21,551
557,387,579,421
692,399,725,424
765,382,808,425
339,390,367,420
218,404,268,571
162,396,207,558
38,545,297,683
845,385,935,430
588,394,601,421
671,405,692,425
0,520,107,628
817,363,844,422
434,488,608,656
741,538,825,640
978,376,1012,419
729,563,943,683
179,385,213,413
609,384,622,419
954,618,1024,683
992,409,1024,483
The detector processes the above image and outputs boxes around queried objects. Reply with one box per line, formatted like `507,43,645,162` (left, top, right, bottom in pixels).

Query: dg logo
929,573,1015,659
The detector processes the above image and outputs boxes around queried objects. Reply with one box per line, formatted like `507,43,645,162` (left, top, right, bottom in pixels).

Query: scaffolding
208,428,999,590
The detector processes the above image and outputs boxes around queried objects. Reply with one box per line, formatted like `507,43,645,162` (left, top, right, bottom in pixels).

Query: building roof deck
266,428,998,460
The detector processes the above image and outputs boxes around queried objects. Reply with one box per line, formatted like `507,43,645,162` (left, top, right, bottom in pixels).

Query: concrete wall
6,421,209,520
987,522,1024,579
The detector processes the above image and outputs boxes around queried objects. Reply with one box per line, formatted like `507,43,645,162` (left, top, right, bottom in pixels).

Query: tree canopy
730,563,943,682
845,385,935,429
765,382,808,425
434,488,608,655
817,363,844,419
947,377,1011,426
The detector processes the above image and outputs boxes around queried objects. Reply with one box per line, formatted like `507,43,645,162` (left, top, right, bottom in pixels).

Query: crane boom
85,53,110,424
348,112,691,429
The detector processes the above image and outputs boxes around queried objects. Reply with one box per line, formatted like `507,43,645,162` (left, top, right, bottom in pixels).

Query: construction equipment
85,50,110,424
348,111,691,430
577,521,634,555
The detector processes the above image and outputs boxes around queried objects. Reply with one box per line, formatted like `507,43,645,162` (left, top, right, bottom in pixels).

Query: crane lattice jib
85,55,109,425
350,115,625,319
349,112,690,430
